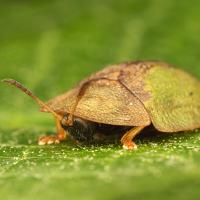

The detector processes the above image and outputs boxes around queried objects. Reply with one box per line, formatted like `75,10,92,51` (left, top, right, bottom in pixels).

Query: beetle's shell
42,61,200,132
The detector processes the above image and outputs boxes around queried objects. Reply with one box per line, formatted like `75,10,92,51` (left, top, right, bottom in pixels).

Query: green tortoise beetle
2,61,200,150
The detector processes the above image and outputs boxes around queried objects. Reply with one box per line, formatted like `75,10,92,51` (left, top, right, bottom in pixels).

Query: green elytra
144,65,200,132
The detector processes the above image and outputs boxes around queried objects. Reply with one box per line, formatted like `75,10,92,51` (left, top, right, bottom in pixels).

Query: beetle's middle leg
38,117,68,145
121,126,146,150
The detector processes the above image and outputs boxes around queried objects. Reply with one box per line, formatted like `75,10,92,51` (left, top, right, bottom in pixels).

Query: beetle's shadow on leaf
137,126,200,146
67,126,200,149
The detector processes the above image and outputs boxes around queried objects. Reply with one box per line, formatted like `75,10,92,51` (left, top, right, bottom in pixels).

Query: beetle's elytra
2,61,200,150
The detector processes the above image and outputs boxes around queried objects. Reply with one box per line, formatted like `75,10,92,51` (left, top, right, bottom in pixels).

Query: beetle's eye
61,115,69,126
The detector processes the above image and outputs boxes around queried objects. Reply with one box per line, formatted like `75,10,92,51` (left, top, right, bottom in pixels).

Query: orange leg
38,117,68,145
121,126,146,150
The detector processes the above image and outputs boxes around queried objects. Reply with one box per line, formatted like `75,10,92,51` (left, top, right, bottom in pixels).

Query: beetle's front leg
121,126,146,150
38,117,68,145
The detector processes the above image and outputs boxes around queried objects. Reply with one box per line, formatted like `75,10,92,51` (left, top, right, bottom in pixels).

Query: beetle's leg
55,117,68,141
38,118,68,145
121,126,146,150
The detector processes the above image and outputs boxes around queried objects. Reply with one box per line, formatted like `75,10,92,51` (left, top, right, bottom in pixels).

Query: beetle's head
61,115,96,143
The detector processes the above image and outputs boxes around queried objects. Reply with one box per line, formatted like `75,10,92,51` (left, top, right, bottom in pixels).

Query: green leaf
0,0,200,200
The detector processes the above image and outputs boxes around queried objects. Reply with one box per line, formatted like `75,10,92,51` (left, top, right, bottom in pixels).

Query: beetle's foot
122,141,137,150
38,136,61,145
121,126,145,150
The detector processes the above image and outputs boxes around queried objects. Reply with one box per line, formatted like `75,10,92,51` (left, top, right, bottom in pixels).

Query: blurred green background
0,0,200,200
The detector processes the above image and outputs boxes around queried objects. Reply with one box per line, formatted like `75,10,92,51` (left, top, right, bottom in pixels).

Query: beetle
2,61,200,150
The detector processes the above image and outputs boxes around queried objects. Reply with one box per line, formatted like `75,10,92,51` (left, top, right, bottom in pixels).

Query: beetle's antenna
2,79,62,121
